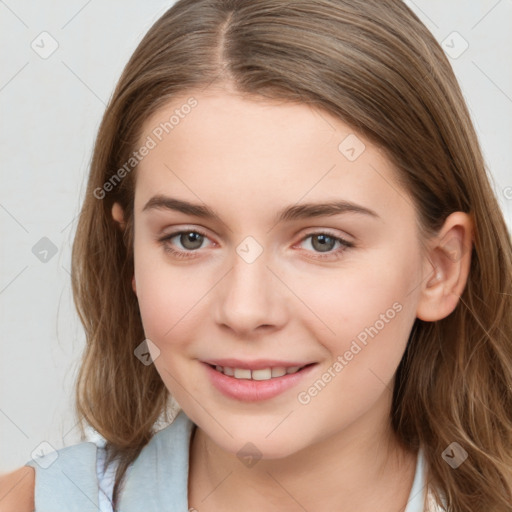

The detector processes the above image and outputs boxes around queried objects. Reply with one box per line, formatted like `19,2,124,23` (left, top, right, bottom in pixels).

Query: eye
158,229,354,261
158,229,213,259
297,232,354,260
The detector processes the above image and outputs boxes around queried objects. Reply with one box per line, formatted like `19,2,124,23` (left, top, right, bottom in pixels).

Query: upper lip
203,359,315,370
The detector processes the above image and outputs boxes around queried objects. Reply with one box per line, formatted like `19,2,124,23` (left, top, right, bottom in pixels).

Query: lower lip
203,362,317,402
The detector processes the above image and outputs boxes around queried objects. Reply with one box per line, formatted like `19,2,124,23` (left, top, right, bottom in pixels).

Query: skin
112,86,472,512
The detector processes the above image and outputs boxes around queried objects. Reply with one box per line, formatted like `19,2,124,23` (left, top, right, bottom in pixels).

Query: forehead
134,90,412,223
139,90,335,158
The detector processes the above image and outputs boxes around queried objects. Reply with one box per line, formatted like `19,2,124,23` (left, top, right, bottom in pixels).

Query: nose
213,246,288,337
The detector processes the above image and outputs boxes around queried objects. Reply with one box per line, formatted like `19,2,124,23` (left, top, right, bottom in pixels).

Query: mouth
206,363,315,381
202,361,318,402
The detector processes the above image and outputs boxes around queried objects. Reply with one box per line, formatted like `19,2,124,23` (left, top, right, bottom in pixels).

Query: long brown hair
71,1,512,510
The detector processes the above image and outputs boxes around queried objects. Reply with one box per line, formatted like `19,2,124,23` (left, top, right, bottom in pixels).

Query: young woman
2,1,511,511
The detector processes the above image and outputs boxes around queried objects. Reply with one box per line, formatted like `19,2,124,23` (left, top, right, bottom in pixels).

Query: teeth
252,368,272,381
212,364,306,380
271,367,287,377
234,368,251,379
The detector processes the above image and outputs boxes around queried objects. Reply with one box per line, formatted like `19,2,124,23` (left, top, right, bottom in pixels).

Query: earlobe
416,212,473,322
112,202,126,230
132,275,137,295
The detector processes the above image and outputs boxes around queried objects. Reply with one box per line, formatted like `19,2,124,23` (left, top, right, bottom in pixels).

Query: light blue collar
120,411,431,512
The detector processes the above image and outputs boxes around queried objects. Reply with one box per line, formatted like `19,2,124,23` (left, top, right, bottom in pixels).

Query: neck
187,393,417,512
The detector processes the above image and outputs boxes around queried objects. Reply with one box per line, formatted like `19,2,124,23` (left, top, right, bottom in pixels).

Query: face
129,88,427,459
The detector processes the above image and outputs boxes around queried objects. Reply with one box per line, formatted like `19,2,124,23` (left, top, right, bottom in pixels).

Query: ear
111,202,126,230
416,212,473,322
111,202,137,295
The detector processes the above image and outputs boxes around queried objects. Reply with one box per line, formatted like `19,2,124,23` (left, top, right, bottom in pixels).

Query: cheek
294,255,416,336
134,244,183,339
286,246,420,382
133,244,218,349
289,261,418,423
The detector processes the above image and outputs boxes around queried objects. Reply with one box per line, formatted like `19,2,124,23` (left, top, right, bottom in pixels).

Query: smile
209,364,309,380
203,361,317,401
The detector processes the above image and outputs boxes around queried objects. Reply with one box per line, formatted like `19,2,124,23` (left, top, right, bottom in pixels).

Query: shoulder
0,466,35,512
24,441,100,510
115,411,196,510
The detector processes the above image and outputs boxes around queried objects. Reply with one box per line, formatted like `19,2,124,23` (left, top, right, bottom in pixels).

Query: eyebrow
142,195,379,223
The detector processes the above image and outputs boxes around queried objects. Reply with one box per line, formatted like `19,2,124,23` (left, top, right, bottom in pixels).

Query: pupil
313,234,335,252
182,232,203,250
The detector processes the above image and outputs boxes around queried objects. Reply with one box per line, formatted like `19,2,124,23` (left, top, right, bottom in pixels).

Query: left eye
298,233,353,255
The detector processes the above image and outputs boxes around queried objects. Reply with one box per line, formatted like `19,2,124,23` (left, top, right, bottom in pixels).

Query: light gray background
1,0,511,472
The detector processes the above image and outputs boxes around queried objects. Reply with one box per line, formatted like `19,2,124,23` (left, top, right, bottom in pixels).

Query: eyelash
158,229,354,261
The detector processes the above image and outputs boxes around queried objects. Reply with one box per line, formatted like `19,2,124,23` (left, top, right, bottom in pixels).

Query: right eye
158,229,214,259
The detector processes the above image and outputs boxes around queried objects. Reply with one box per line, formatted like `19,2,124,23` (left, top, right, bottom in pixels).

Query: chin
209,425,308,461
